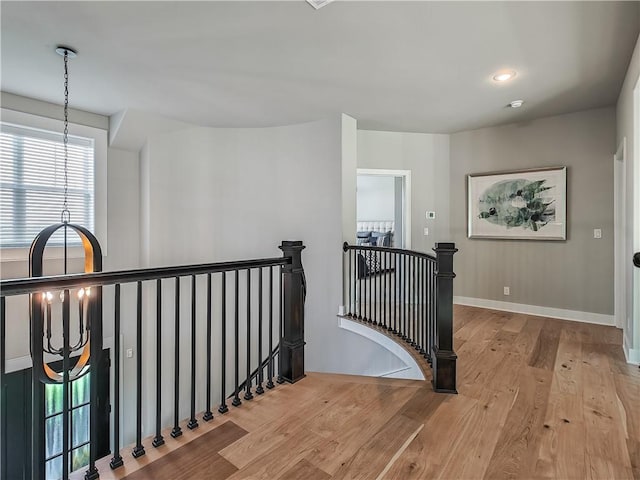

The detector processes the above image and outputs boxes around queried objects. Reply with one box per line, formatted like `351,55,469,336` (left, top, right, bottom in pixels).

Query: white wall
141,117,408,370
357,175,395,221
616,34,640,361
1,133,140,364
357,130,451,251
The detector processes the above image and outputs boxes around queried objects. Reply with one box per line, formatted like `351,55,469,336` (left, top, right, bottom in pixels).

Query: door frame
357,168,412,249
614,138,627,330
632,76,640,361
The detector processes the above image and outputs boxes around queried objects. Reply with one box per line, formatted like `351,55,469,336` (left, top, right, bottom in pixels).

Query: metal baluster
426,259,430,356
188,275,198,429
369,250,372,323
412,255,417,347
353,250,360,318
267,266,275,389
403,254,407,339
382,250,387,328
0,297,5,480
348,249,352,316
62,289,71,477
358,249,363,319
398,253,401,335
153,279,165,446
387,252,393,331
244,269,254,401
393,253,398,334
277,265,284,384
132,282,145,457
419,259,425,354
203,274,213,421
219,272,229,414
424,259,429,357
171,277,182,438
110,285,123,468
256,269,265,395
373,251,378,325
398,253,402,336
232,270,242,406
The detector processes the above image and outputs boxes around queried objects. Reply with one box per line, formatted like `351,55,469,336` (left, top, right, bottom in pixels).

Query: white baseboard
454,296,615,327
623,333,640,365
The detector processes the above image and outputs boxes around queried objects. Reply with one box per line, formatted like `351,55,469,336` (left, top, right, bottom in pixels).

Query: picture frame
467,166,567,240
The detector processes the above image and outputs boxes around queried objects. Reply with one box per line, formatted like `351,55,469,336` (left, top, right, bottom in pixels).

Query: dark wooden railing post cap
279,241,305,270
433,242,458,254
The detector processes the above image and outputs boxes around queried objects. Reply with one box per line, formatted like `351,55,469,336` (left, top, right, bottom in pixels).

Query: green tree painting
477,179,555,232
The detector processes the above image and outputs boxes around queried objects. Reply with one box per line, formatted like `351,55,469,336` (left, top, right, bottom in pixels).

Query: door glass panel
72,444,90,472
45,455,62,480
71,373,90,407
45,382,64,416
44,372,91,477
71,405,90,446
45,415,63,459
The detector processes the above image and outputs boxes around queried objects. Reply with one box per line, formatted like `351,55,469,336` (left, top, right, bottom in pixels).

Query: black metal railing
343,242,457,393
0,240,306,480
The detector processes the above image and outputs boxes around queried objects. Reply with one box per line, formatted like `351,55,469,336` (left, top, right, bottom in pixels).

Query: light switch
426,211,436,219
423,227,429,236
593,229,602,239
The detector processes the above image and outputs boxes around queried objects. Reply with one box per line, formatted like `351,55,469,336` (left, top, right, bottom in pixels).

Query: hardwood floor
75,306,640,479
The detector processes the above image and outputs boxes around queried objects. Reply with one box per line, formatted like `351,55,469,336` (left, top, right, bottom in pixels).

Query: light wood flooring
73,305,640,479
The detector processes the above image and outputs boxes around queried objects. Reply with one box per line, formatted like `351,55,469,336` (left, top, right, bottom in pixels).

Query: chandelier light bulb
78,288,85,299
45,291,53,303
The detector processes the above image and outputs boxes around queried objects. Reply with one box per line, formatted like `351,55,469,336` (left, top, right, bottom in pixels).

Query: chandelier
28,46,103,479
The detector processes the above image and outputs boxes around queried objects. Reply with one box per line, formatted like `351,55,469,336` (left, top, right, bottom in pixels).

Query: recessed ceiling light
508,100,524,108
492,70,517,82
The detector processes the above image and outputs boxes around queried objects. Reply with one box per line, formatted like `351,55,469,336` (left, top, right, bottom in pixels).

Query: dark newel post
278,241,306,384
432,242,458,394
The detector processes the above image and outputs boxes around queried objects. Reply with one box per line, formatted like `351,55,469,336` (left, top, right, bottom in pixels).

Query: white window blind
0,122,95,248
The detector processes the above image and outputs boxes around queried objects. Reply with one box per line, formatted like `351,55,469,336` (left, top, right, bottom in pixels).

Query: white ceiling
1,1,638,133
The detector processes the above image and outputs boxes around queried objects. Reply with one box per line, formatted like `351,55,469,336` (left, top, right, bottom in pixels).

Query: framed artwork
467,166,567,240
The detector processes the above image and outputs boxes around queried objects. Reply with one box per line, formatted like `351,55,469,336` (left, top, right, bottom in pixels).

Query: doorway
356,169,411,249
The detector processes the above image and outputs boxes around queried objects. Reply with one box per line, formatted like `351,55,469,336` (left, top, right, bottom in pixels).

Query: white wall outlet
426,211,436,219
423,227,429,236
126,348,133,358
593,228,602,239
503,286,510,296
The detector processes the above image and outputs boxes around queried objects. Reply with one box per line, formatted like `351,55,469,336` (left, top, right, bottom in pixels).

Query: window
0,122,95,248
0,108,107,260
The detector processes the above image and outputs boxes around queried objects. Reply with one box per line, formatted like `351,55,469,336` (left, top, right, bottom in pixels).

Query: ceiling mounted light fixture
492,70,517,82
28,45,104,479
306,0,333,9
508,100,524,108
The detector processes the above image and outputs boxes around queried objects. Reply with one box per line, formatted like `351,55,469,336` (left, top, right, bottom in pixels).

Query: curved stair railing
342,242,458,393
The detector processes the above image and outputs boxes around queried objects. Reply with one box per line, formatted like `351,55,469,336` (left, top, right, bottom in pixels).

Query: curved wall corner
337,317,425,380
